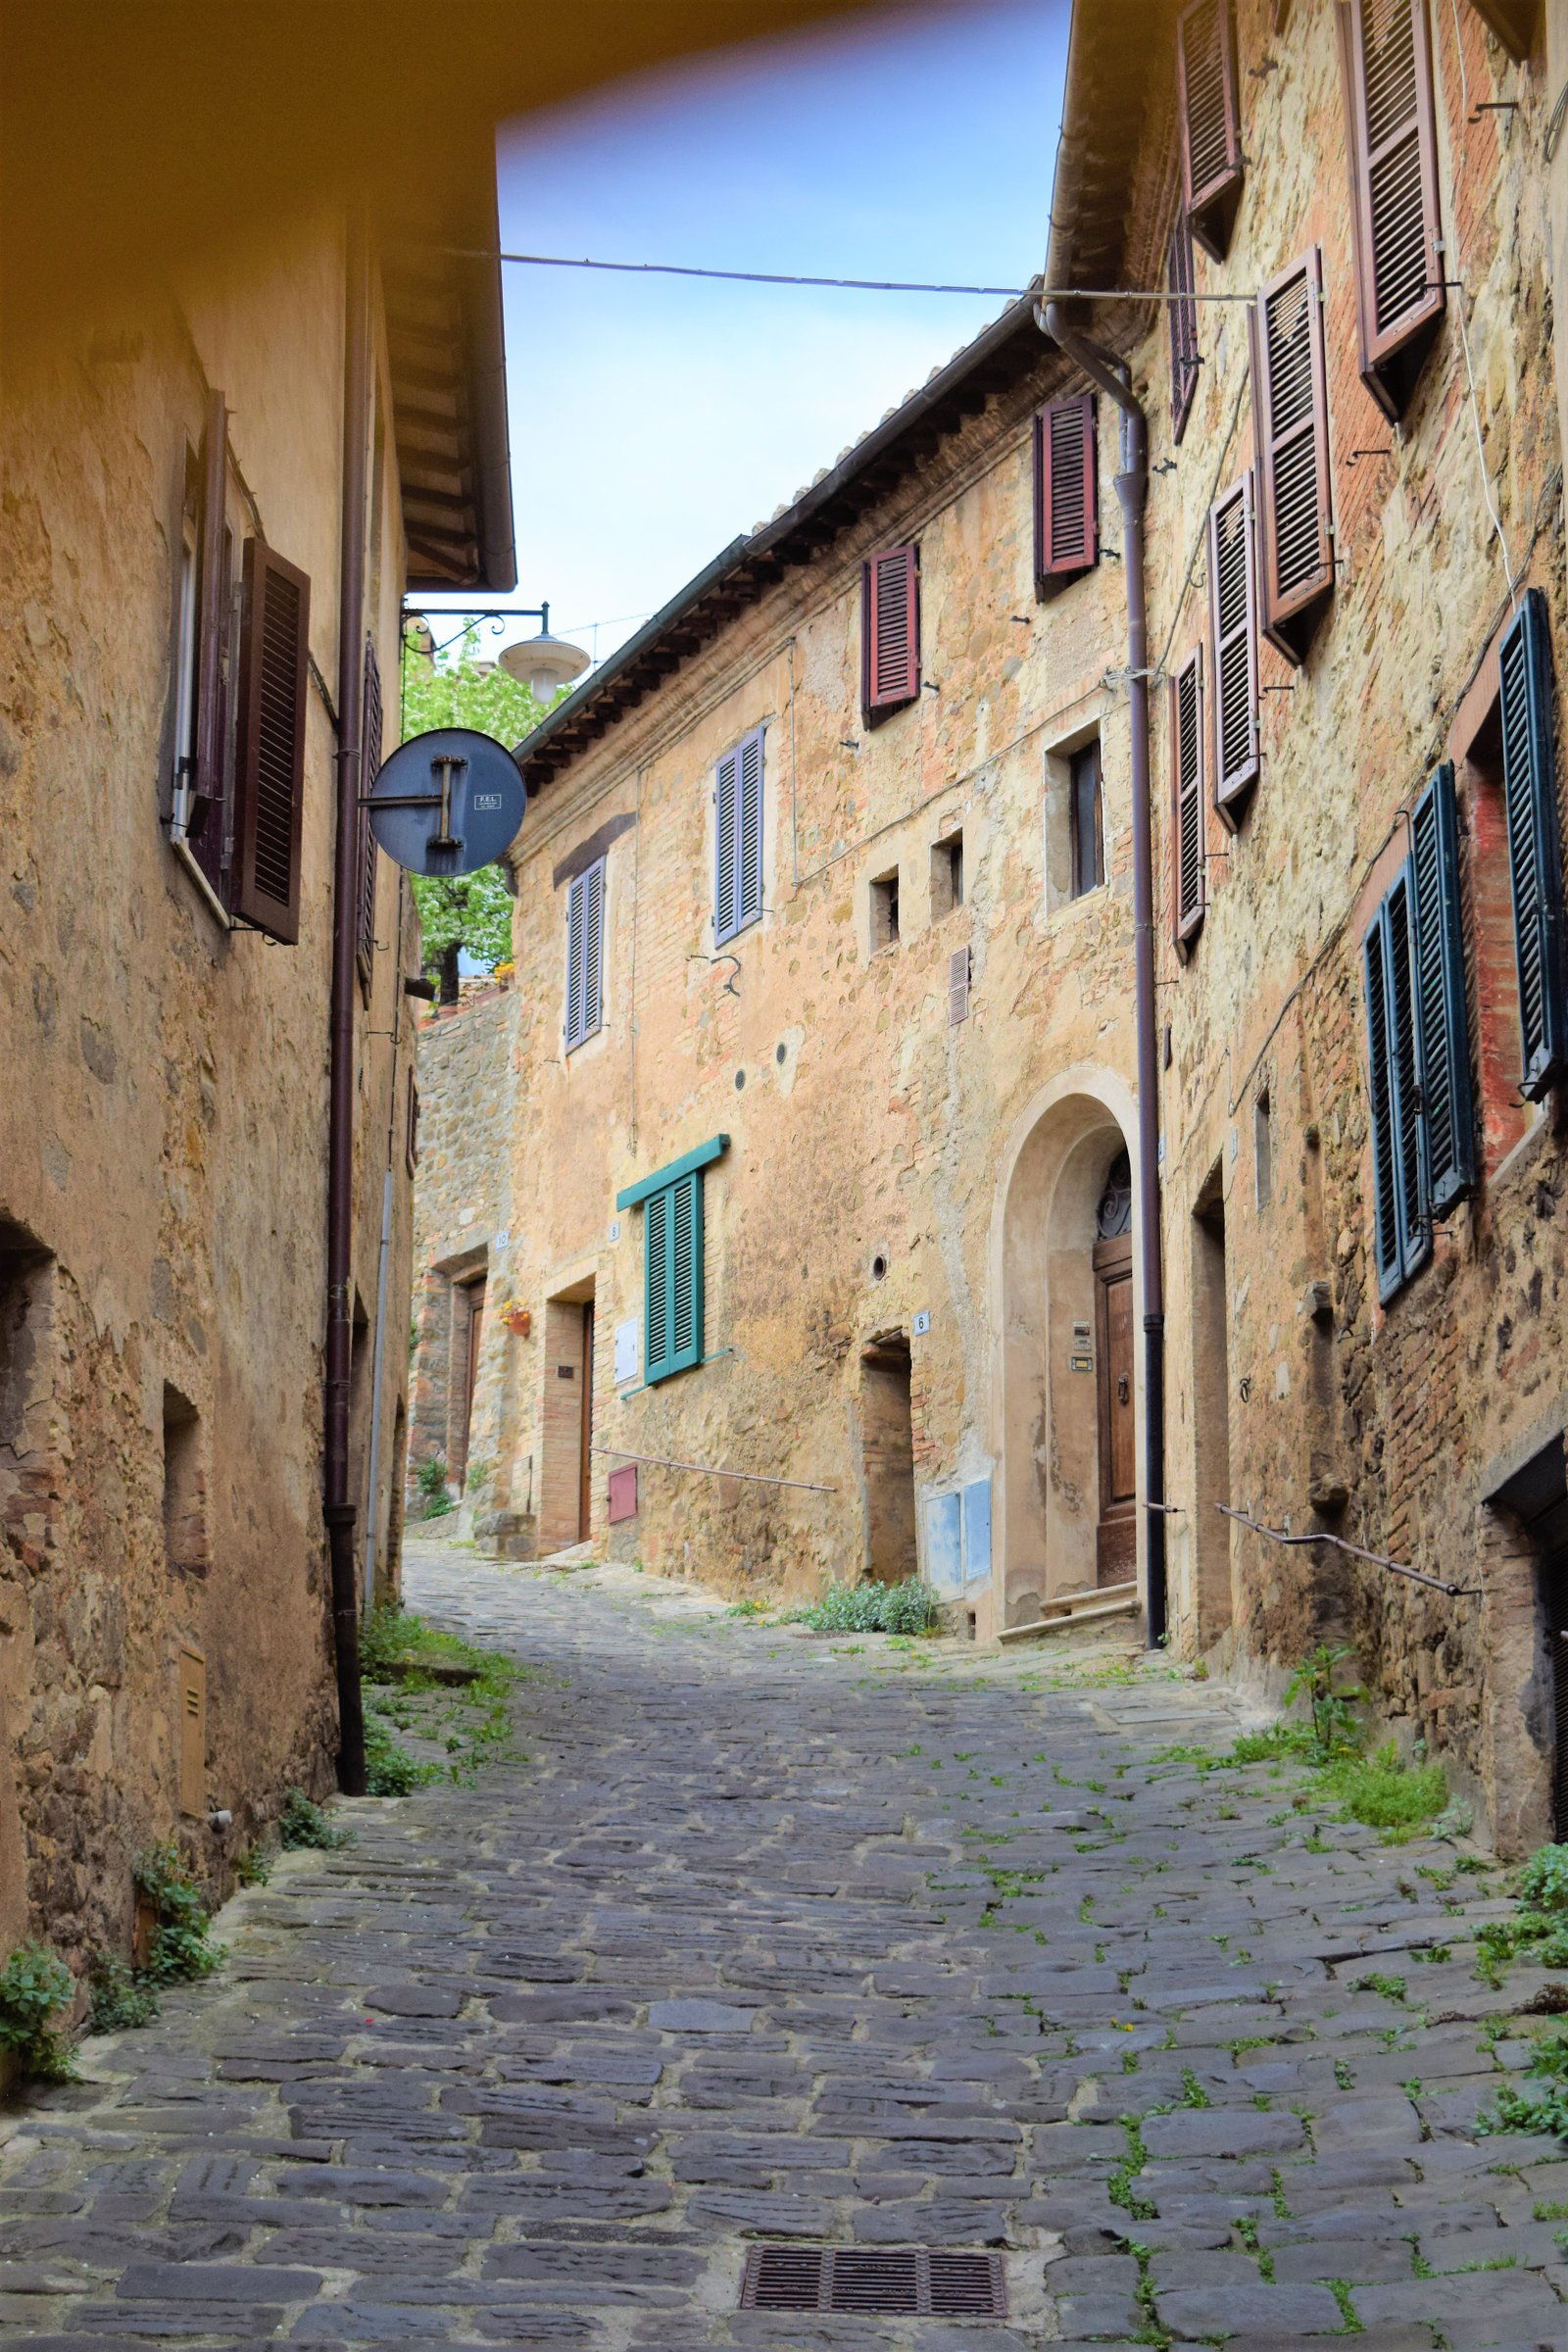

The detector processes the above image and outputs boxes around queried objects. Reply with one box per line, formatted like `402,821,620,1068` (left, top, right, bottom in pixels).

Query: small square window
870,869,901,953
931,831,964,916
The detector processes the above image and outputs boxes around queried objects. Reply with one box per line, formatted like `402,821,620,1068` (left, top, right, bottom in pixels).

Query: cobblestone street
5,1543,1568,2349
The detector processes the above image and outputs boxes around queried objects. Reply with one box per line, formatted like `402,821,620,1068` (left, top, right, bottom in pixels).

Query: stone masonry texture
4,1540,1568,2348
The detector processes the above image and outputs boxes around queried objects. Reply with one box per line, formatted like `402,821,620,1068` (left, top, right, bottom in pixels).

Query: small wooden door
1093,1232,1136,1585
458,1278,486,1489
1549,1545,1568,1841
578,1301,595,1541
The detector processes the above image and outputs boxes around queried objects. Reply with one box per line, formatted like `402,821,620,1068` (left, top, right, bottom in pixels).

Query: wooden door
1549,1546,1568,1841
458,1277,486,1489
1093,1233,1136,1585
578,1300,595,1541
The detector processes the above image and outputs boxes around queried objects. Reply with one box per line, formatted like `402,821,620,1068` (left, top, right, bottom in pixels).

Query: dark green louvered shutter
1408,762,1475,1216
644,1170,704,1384
1364,873,1431,1301
1499,587,1568,1100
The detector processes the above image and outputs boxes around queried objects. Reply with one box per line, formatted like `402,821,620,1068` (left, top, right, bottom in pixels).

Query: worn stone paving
5,1542,1568,2350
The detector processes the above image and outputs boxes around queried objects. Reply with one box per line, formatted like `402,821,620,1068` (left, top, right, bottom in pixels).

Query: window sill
167,823,232,933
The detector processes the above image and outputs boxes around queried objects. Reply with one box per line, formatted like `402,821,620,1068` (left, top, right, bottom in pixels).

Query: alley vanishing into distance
5,1544,1568,2351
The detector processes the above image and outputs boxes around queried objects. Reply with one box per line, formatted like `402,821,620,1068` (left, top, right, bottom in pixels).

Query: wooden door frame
1092,1230,1135,1582
578,1298,595,1542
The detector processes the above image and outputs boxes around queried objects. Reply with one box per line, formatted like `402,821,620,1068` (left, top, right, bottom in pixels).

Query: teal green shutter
1364,901,1402,1300
643,1170,704,1384
1408,762,1474,1217
1364,872,1431,1302
1499,587,1568,1099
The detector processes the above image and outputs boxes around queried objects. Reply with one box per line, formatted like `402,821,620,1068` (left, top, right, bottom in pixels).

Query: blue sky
460,1,1068,673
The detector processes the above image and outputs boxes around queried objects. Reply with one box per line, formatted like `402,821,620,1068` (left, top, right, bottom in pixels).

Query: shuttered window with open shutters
863,546,920,718
230,536,310,943
616,1138,727,1387
1340,0,1445,420
1177,0,1245,259
1364,868,1431,1299
1033,394,1098,592
357,634,383,979
1171,648,1206,945
715,725,764,945
1409,762,1476,1216
564,854,605,1054
1499,587,1568,1099
1168,215,1201,442
1250,248,1334,663
1208,471,1259,820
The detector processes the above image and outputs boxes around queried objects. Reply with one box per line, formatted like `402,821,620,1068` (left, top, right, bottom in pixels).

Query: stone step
997,1581,1141,1643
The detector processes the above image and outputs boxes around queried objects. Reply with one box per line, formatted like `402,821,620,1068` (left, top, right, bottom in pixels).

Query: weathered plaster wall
0,218,416,1962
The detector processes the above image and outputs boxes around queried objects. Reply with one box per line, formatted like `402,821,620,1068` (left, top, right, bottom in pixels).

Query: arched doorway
998,1089,1139,1631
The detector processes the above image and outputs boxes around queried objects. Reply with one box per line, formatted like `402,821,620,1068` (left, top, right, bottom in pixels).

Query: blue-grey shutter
1408,761,1475,1217
582,856,604,1038
714,746,739,943
644,1170,703,1384
736,728,763,930
1364,873,1431,1301
645,1186,670,1378
564,869,585,1049
1499,587,1568,1100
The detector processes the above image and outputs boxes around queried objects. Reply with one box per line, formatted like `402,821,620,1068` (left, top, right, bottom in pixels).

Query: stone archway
996,1084,1140,1632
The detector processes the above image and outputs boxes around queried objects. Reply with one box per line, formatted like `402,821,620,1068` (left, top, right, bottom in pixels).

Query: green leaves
0,1940,77,2080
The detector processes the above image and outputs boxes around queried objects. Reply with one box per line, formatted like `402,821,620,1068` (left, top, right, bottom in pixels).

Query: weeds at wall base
0,1941,78,2081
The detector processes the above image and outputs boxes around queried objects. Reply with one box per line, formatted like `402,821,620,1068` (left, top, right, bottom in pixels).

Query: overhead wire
425,245,1270,302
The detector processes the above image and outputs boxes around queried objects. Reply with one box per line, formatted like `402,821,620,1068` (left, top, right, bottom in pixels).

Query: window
615,1135,728,1387
1208,470,1259,820
1070,741,1104,898
948,945,971,1025
862,545,920,719
163,1385,207,1579
357,634,383,980
1171,649,1205,944
405,1074,419,1174
1168,213,1201,442
1177,0,1244,260
1253,1091,1273,1211
230,537,311,943
870,869,901,952
1340,0,1445,421
1033,395,1098,592
1364,763,1475,1300
564,855,605,1052
1499,588,1568,1098
715,726,764,944
1250,248,1334,663
931,831,964,916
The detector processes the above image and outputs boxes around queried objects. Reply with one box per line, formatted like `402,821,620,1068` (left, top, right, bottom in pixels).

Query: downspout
1042,303,1167,1647
325,210,369,1789
362,881,408,1613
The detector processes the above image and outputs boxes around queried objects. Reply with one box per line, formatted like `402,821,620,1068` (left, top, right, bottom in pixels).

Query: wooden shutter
191,389,229,897
1168,215,1201,442
863,545,920,714
715,727,763,943
1171,648,1206,943
714,745,738,942
405,1074,419,1175
230,536,310,943
1409,761,1476,1216
1499,587,1568,1099
645,1171,703,1385
564,857,605,1051
356,634,383,978
949,945,971,1025
1208,471,1259,820
1364,873,1431,1298
1466,1,1537,63
1342,0,1445,421
1033,395,1098,590
1177,0,1244,259
1250,248,1334,662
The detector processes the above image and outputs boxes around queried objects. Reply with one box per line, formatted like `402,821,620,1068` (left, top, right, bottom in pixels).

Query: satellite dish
366,727,526,877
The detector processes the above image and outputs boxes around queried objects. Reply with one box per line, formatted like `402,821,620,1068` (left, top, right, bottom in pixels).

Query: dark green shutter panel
1499,586,1568,1099
644,1170,703,1385
1409,761,1475,1216
1364,902,1402,1299
645,1186,670,1377
1364,874,1432,1301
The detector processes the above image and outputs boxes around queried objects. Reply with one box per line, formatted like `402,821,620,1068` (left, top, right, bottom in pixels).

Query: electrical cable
426,245,1266,302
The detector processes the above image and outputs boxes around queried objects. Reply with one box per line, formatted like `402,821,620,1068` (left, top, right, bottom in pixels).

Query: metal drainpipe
1042,302,1168,1648
325,210,369,1790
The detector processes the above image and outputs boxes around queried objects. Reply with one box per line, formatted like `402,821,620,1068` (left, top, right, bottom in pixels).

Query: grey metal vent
740,2246,1006,2315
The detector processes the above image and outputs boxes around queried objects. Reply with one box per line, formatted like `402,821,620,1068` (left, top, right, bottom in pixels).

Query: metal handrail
1216,1503,1480,1598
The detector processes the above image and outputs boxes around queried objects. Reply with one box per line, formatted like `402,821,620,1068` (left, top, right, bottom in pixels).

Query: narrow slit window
931,831,964,916
1069,741,1104,899
870,869,901,952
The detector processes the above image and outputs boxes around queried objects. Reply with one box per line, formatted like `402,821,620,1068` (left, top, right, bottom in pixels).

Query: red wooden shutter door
1034,395,1098,590
357,633,383,976
1208,470,1259,819
230,536,310,943
1250,248,1334,662
1172,649,1206,943
1168,216,1200,441
1343,0,1445,419
1177,0,1244,258
865,546,919,712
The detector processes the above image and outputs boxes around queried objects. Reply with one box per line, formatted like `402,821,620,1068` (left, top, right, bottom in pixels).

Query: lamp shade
500,628,590,702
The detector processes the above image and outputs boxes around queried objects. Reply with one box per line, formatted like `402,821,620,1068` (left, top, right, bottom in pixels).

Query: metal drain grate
740,2246,1006,2315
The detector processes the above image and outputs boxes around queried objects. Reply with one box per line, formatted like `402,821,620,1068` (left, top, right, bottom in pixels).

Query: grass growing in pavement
359,1604,523,1788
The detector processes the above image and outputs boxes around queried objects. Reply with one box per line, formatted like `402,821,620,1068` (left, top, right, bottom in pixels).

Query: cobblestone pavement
5,1542,1568,2350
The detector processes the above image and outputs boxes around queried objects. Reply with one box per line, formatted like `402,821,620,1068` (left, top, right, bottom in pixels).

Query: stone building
0,172,514,1960
416,0,1568,1849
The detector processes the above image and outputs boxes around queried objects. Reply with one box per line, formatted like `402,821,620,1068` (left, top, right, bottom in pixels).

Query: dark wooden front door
1093,1232,1136,1585
578,1301,595,1542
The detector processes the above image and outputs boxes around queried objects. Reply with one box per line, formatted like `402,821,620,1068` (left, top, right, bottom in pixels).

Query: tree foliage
399,628,549,999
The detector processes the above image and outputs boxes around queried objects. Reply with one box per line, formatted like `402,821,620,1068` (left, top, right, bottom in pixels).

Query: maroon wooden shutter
1033,394,1098,591
1172,648,1206,944
1168,215,1200,442
357,634,383,977
190,389,229,896
1208,470,1259,820
863,545,920,714
1250,248,1334,662
1342,0,1445,420
231,537,310,943
1177,0,1244,259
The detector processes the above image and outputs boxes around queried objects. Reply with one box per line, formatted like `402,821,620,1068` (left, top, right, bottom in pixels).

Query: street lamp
499,615,591,701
